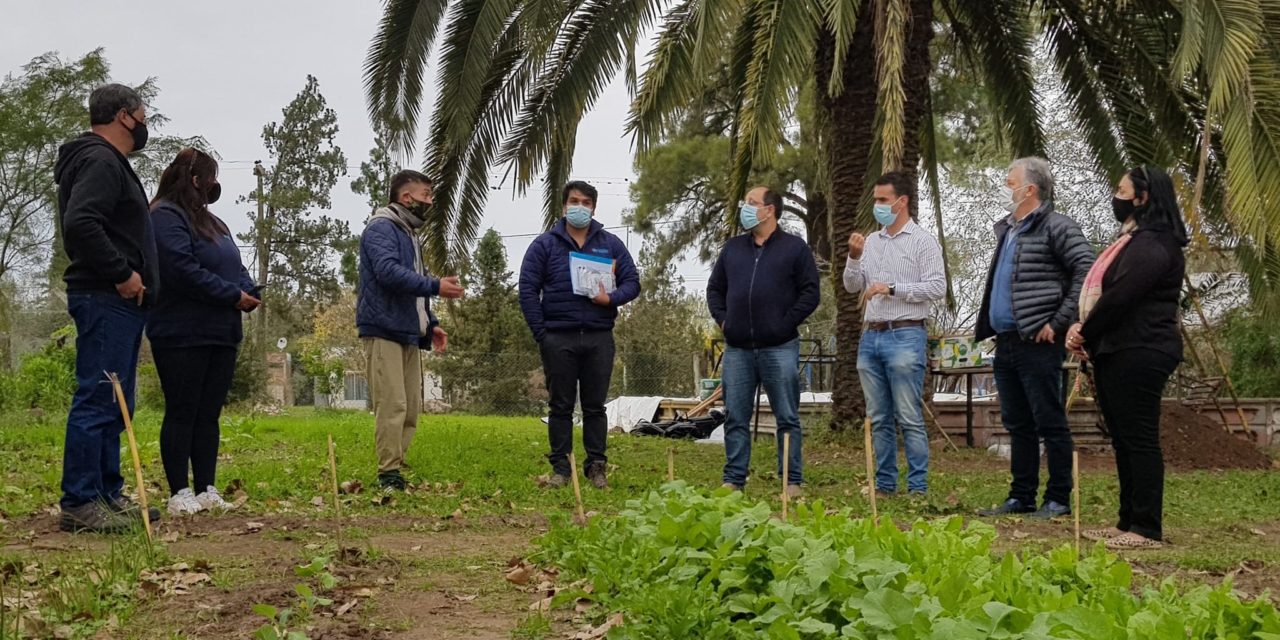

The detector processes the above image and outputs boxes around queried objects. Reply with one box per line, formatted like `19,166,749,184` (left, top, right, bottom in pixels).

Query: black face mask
125,112,149,152
406,199,431,218
1111,197,1136,223
206,182,222,205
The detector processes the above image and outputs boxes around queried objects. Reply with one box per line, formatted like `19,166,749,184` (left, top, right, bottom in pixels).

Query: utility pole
253,160,268,340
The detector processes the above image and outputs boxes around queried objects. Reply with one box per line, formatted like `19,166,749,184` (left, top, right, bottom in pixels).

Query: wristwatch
888,284,896,296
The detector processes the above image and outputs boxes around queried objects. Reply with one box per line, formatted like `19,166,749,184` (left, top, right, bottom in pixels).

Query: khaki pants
364,338,421,474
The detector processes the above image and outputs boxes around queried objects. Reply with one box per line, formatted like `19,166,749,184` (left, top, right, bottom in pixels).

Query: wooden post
108,372,152,541
327,434,343,553
781,433,790,520
864,417,878,523
667,447,675,482
1073,451,1081,557
567,453,586,525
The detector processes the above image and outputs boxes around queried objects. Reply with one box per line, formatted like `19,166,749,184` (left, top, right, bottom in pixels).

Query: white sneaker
167,488,204,516
194,485,232,511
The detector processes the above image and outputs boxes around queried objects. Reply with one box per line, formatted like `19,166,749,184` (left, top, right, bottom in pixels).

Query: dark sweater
54,133,159,302
1080,225,1186,361
518,219,641,342
707,228,821,350
146,202,254,349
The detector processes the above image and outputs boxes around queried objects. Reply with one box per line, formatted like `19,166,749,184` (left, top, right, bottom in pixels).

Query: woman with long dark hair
147,148,259,516
1066,166,1188,549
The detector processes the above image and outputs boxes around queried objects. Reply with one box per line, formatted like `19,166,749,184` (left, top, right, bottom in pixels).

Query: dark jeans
61,293,148,509
993,333,1073,506
1093,348,1178,541
721,338,803,487
154,345,238,495
540,330,615,476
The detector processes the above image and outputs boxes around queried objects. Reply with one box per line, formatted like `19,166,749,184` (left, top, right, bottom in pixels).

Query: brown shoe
586,462,608,489
720,483,743,492
546,474,570,489
784,484,804,499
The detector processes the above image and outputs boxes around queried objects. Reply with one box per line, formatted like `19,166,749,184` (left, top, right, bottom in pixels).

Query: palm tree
365,0,1280,428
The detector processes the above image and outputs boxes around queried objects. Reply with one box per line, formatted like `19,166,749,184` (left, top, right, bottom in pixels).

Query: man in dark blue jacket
707,186,821,495
357,170,464,491
519,181,640,489
53,84,161,533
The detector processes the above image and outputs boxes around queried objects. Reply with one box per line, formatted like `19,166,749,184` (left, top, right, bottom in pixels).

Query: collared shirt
988,210,1039,333
842,219,946,322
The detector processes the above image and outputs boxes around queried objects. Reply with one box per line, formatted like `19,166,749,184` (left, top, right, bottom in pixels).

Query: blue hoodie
518,219,640,342
707,229,821,350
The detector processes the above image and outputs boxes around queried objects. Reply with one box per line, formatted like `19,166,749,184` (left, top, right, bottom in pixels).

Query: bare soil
1159,404,1273,471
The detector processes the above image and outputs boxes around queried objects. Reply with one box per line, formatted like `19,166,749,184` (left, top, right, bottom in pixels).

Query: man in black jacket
707,186,820,495
976,157,1095,520
53,83,160,533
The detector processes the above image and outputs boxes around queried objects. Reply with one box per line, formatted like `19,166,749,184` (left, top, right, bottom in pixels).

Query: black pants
154,346,238,495
540,330,615,476
1092,348,1178,541
993,333,1073,506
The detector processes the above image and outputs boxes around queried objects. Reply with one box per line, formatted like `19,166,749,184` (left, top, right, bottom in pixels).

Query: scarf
370,203,429,336
1078,220,1137,322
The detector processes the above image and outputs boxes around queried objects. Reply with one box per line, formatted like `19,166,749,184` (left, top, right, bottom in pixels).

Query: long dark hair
1128,165,1189,247
150,148,226,240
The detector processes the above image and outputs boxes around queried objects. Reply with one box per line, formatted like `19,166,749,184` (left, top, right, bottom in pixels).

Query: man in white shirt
843,171,946,496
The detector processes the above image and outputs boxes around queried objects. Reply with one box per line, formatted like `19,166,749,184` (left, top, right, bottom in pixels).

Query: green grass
1,408,1278,638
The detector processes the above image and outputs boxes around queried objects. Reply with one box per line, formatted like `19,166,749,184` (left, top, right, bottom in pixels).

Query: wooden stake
327,434,343,553
1073,451,1081,557
567,453,586,525
781,433,790,520
667,447,675,482
108,372,152,541
864,417,878,523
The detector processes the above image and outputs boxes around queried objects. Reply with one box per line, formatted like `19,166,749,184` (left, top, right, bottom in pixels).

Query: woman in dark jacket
1066,166,1188,549
147,148,259,516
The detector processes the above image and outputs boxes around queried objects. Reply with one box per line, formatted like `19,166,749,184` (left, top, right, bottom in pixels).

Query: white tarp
605,396,665,432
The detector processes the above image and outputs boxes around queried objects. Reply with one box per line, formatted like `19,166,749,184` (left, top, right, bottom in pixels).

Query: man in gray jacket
976,157,1095,519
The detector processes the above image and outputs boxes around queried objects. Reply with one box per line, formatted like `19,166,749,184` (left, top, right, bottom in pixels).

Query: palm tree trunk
820,0,934,430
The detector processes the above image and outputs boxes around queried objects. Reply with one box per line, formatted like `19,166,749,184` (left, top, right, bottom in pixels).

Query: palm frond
947,0,1044,158
628,0,703,151
819,0,862,97
874,0,909,168
362,0,451,157
920,85,956,310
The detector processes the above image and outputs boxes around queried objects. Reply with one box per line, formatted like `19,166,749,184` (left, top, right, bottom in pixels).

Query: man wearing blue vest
519,181,641,490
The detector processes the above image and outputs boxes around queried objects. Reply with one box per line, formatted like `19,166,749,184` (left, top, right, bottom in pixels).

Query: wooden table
932,363,1076,447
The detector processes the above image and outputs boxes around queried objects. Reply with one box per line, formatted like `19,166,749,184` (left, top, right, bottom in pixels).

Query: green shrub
1222,309,1280,397
136,362,165,412
0,324,77,414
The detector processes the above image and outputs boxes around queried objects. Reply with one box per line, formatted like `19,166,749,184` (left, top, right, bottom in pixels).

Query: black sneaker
977,498,1036,517
377,471,407,491
1030,500,1071,519
546,474,571,489
108,493,162,523
585,462,607,489
59,502,133,533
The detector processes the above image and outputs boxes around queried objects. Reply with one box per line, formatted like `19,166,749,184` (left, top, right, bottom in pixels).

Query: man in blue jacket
519,181,640,489
707,186,821,495
357,170,464,491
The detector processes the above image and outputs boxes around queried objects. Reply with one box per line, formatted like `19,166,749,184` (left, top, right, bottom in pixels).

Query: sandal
1104,532,1164,550
1082,527,1125,541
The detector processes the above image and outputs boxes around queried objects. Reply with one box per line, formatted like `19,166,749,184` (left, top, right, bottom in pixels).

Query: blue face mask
739,203,760,230
565,204,592,229
873,202,897,226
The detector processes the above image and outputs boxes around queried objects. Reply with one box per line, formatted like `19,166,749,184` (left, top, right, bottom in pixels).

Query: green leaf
252,603,278,619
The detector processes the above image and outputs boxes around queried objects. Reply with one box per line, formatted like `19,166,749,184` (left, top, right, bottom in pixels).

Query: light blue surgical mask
565,204,592,229
739,203,760,230
873,203,897,226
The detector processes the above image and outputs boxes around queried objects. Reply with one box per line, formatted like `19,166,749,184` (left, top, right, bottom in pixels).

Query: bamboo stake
864,417,878,523
921,402,959,452
108,372,152,541
1178,322,1233,433
781,433,790,520
327,434,343,554
567,453,586,525
1073,451,1081,557
667,447,675,482
1183,275,1252,435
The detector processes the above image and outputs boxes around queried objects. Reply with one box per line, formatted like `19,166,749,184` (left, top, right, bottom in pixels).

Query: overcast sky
0,1,696,282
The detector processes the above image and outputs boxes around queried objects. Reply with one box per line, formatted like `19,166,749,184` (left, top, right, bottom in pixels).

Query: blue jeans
722,339,802,486
60,293,147,508
993,333,1072,506
857,326,929,493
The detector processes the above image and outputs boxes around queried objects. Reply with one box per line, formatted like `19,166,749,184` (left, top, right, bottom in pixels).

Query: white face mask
1000,184,1029,213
